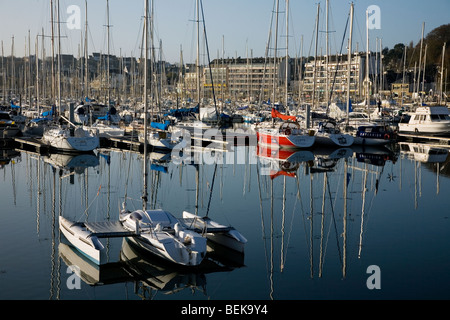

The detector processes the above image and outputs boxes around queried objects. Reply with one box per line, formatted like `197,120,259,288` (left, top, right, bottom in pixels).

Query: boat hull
315,132,354,147
59,216,105,265
256,129,315,149
182,211,247,253
398,122,450,134
353,136,391,146
42,128,99,152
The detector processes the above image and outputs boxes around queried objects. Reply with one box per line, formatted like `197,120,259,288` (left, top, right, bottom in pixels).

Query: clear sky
0,0,449,64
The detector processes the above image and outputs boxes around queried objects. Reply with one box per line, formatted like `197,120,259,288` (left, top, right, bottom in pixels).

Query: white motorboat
181,211,247,253
398,106,450,135
41,125,99,152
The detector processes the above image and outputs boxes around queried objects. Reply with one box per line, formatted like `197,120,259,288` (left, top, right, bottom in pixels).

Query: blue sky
0,0,448,63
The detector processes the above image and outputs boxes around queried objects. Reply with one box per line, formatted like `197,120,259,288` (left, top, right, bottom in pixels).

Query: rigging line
199,0,219,122
327,13,349,107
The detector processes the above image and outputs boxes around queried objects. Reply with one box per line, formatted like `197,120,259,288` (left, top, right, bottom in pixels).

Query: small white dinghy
181,211,247,253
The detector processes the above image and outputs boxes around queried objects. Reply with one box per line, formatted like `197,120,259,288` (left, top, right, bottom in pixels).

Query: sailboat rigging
41,0,99,153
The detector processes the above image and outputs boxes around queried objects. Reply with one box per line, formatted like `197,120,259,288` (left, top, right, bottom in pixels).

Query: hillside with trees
383,23,449,95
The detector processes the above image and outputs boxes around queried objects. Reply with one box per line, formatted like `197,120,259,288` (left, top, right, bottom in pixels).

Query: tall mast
416,22,425,102
51,0,55,105
440,43,446,105
1,41,4,104
84,0,89,100
298,35,303,106
311,3,320,111
142,0,149,209
401,45,406,107
196,0,200,109
57,0,62,115
422,43,427,94
272,0,280,112
325,0,329,107
285,0,289,110
346,2,354,127
35,35,40,112
106,0,111,106
365,9,370,117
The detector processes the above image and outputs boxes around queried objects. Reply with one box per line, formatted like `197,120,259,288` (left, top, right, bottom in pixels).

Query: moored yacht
398,106,450,135
41,123,99,153
256,108,315,149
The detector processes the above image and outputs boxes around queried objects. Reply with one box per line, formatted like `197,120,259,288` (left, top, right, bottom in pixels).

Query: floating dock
397,133,450,145
12,137,50,154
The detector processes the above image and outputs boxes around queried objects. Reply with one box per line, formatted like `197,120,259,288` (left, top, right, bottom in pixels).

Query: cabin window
431,115,439,121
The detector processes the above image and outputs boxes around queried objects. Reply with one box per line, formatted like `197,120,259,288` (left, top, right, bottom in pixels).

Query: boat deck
179,218,233,234
84,221,138,238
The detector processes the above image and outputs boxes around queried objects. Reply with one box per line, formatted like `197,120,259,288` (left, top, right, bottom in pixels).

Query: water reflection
3,138,450,299
59,236,243,299
0,148,21,168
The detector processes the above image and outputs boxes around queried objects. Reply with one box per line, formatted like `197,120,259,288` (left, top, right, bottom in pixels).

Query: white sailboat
59,0,208,267
41,0,99,152
80,1,125,139
314,120,354,147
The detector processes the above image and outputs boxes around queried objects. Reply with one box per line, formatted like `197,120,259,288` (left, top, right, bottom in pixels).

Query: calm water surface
0,141,449,300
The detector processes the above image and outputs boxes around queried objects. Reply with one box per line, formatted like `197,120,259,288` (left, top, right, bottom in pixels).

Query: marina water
0,142,449,300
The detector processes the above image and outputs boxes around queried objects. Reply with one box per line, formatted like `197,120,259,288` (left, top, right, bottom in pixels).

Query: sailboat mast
196,0,200,109
311,3,320,111
142,0,149,208
84,0,89,100
365,9,370,118
416,22,425,101
272,0,279,112
346,2,354,126
50,0,55,107
401,45,406,107
35,35,40,112
57,0,62,115
325,0,329,107
1,41,4,104
285,0,289,110
440,43,446,105
106,0,111,107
